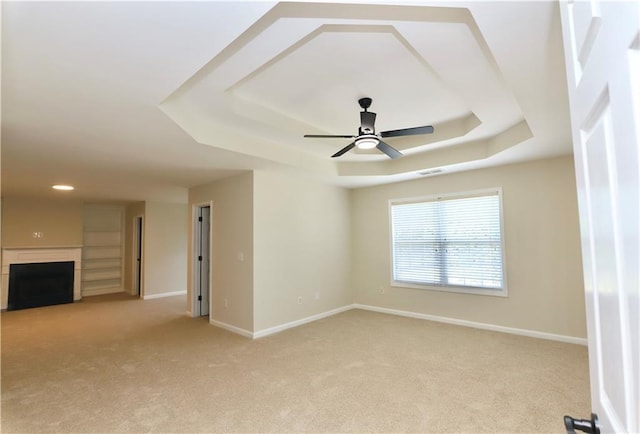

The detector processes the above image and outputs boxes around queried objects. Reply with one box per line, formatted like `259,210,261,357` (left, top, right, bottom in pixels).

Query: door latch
564,413,600,434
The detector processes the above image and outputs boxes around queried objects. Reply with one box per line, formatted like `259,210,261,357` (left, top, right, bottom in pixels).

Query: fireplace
8,261,75,310
1,247,82,310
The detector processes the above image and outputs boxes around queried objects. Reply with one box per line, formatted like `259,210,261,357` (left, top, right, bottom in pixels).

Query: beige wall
124,201,145,294
351,156,587,339
252,170,352,331
83,204,123,232
189,172,254,332
1,196,83,247
142,201,188,298
2,156,586,341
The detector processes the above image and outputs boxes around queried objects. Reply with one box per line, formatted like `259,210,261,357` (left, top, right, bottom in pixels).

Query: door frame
131,215,144,298
191,202,213,318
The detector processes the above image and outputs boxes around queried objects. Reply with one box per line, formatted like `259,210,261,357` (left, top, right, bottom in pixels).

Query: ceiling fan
304,97,434,159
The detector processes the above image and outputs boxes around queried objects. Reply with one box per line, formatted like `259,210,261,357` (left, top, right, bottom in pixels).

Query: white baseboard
143,290,187,300
353,304,588,346
209,319,253,338
203,303,587,346
253,305,354,339
82,287,124,297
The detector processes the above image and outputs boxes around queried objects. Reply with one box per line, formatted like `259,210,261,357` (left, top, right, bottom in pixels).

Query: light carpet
1,293,590,433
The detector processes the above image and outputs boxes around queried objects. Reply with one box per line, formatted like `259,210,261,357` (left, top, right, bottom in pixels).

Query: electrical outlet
297,296,303,304
379,286,385,294
314,291,320,300
224,298,228,308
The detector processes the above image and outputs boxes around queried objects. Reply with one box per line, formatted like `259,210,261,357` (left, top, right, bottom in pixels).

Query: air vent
417,168,443,176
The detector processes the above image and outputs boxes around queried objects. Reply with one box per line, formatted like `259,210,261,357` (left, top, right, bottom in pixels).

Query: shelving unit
82,205,124,296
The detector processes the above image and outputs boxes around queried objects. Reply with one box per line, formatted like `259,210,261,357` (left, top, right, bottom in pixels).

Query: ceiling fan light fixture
355,135,379,149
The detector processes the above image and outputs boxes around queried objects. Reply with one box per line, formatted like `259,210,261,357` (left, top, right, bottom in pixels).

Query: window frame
388,187,508,297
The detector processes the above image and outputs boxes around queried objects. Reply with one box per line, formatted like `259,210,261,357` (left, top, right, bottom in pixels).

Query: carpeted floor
1,293,590,433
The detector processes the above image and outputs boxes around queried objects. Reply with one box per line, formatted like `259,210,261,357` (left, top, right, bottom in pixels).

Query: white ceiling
1,0,572,203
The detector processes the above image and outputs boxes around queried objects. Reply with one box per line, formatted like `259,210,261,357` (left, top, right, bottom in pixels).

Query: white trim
1,245,83,249
252,305,354,339
82,287,124,297
203,303,587,346
209,318,254,338
390,281,508,298
143,290,187,300
389,187,502,206
353,304,588,346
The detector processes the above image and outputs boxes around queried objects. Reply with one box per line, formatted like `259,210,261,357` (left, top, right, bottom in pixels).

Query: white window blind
390,189,506,294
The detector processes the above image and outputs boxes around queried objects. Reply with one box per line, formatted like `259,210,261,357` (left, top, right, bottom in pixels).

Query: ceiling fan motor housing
358,97,372,110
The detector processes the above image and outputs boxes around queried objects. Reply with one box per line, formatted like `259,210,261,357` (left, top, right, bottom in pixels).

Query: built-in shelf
81,205,124,296
82,268,121,282
83,259,121,270
82,279,122,291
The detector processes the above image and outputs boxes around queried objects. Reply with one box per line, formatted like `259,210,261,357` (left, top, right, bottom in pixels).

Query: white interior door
134,216,143,297
194,205,211,317
559,1,639,433
200,206,211,317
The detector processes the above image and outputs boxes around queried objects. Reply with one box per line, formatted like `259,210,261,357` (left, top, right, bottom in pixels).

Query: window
390,188,507,296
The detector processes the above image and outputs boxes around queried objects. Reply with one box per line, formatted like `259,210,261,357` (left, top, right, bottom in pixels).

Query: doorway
193,204,211,317
133,215,143,297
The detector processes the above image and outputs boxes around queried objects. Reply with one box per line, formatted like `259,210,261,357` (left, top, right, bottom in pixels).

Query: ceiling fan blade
376,140,402,159
380,125,434,138
360,111,377,133
331,142,356,158
304,134,355,139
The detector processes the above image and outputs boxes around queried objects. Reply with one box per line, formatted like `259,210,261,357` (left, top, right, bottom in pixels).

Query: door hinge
198,216,203,222
198,255,202,261
198,295,202,301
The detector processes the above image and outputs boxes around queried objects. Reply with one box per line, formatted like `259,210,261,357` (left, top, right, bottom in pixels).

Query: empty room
2,1,638,433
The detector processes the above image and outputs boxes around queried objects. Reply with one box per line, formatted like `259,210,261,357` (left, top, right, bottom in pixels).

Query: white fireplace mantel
1,247,83,310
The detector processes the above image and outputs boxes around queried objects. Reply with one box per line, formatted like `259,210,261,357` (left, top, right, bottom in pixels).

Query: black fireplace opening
8,261,74,311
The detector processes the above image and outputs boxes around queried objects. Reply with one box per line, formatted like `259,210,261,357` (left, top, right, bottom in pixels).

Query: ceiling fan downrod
358,97,372,111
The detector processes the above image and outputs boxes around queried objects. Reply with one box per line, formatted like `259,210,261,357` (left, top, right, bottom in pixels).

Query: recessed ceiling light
52,185,74,191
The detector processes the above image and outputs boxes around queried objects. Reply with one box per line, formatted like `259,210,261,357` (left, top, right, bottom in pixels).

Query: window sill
391,281,508,297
